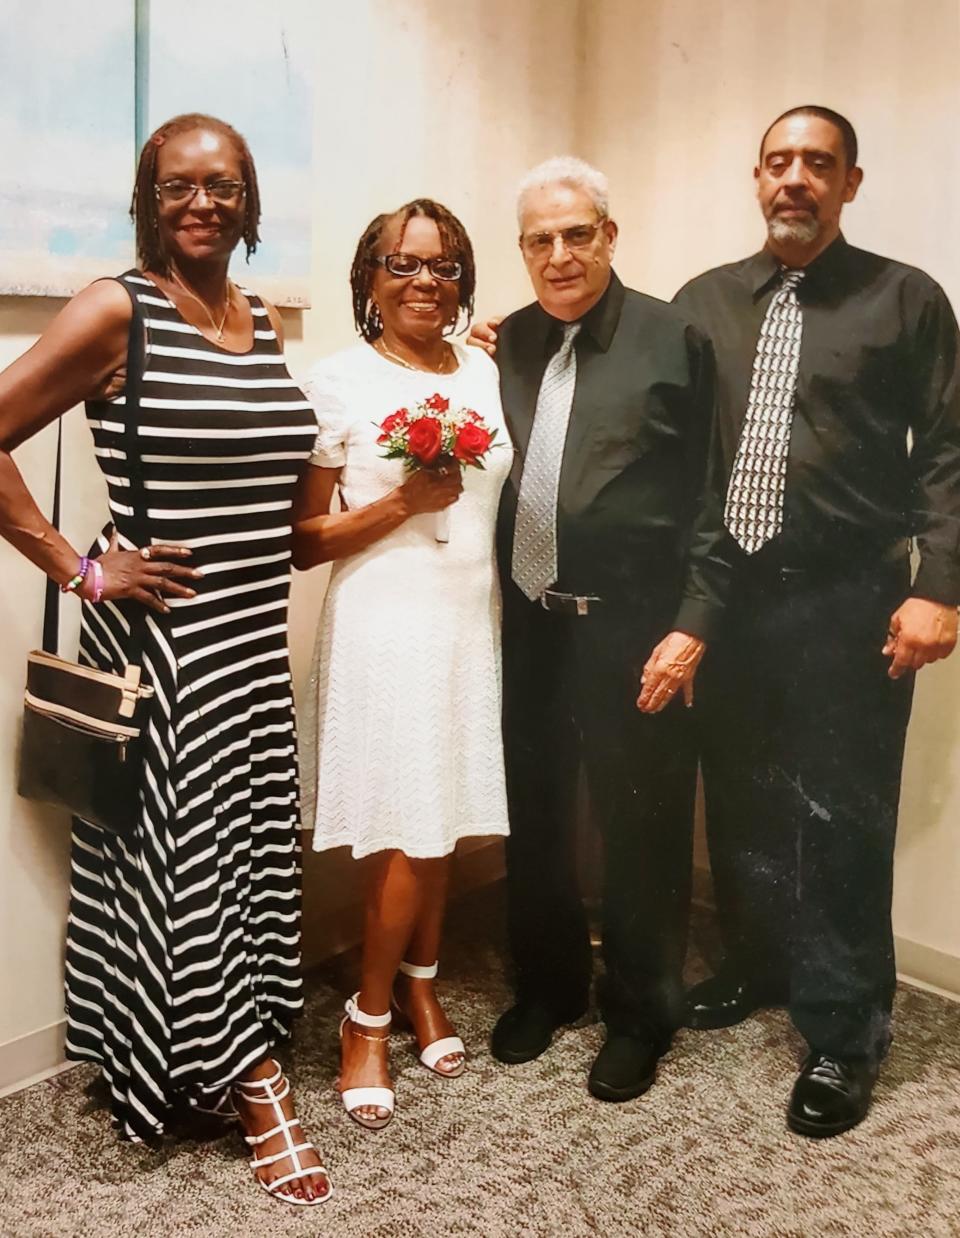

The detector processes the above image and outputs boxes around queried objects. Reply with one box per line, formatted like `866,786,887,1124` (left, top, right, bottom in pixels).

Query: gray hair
516,156,610,228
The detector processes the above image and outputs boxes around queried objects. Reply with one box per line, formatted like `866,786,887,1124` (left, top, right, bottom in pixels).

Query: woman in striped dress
0,115,329,1205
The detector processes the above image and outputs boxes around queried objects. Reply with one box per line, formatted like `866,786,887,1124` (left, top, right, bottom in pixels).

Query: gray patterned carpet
2,885,959,1238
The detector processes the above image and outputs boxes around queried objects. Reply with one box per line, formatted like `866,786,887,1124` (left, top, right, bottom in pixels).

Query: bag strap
41,424,64,654
42,279,148,657
118,279,148,551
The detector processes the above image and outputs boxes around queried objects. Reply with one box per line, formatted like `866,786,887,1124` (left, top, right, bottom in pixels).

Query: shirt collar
745,233,850,300
536,269,624,353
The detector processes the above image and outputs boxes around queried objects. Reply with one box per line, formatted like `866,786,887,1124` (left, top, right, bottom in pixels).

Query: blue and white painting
0,0,313,306
0,0,135,296
145,0,314,307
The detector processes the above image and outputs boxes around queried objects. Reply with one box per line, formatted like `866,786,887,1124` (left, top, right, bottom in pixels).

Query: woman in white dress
293,200,511,1129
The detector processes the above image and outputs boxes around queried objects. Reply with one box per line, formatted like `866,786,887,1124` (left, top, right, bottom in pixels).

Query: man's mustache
773,198,818,215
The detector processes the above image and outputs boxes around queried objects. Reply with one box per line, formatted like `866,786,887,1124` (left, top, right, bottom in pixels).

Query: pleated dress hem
311,821,511,861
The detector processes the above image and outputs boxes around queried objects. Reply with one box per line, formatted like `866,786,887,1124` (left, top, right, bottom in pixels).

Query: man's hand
882,597,958,679
466,316,502,357
637,631,706,713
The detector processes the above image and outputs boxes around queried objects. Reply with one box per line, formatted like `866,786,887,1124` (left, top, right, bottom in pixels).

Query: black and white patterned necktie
724,269,805,554
511,322,581,600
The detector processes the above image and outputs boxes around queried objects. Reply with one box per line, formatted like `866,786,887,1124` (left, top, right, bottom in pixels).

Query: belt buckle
540,590,569,613
541,589,601,616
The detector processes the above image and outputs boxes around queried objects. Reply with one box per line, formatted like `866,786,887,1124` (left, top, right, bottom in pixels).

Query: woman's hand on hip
92,529,203,613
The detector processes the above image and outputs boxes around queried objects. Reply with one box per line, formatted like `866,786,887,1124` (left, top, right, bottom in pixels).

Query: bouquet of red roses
377,393,499,542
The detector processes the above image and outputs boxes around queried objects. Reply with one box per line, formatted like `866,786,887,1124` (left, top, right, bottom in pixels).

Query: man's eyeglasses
155,179,246,206
373,253,463,282
520,220,606,257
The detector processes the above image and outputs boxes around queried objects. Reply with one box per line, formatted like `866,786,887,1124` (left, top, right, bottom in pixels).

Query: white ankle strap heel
398,960,439,980
232,1060,332,1206
395,960,466,1078
338,994,395,1130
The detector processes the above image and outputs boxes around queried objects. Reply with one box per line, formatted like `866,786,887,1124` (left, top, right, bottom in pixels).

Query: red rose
424,393,450,413
377,408,409,444
406,416,444,464
453,422,493,465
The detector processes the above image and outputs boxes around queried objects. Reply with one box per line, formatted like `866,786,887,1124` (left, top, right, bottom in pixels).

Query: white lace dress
300,341,512,858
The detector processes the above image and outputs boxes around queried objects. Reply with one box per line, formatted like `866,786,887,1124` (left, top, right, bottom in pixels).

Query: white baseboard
894,938,960,1001
0,1020,70,1099
0,840,507,1100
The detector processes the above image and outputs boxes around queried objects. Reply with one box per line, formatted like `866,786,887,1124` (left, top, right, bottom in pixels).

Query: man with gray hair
485,156,724,1100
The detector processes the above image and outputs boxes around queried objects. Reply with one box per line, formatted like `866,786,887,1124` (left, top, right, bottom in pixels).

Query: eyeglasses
372,253,463,281
520,220,606,257
154,179,246,206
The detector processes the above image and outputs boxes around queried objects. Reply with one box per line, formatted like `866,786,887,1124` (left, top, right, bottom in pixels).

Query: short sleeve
303,359,350,468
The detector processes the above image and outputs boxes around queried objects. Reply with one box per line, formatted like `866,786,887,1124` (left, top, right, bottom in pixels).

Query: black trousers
697,552,914,1061
501,582,698,1041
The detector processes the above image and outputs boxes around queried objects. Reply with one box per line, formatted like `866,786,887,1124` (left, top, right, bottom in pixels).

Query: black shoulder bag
18,285,153,836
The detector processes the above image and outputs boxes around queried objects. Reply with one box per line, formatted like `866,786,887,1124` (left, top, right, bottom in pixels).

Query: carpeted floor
2,884,959,1238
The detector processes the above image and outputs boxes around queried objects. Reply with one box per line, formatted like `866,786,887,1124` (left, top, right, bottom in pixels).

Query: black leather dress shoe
587,1034,664,1102
490,1000,585,1065
683,973,784,1030
787,1052,878,1138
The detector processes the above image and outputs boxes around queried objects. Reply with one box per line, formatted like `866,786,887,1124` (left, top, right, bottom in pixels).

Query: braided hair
350,199,477,342
130,113,262,275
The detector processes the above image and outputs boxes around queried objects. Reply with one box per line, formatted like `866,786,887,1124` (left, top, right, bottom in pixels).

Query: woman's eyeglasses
155,180,246,206
373,253,463,282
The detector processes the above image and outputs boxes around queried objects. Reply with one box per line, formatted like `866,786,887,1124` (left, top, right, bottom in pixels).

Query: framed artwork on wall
0,0,312,306
144,0,313,308
0,0,135,296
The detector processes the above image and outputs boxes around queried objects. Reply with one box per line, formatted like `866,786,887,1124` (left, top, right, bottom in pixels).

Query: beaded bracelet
61,556,91,594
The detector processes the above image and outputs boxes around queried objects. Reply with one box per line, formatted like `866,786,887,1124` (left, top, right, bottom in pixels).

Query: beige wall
581,0,960,985
3,0,960,1092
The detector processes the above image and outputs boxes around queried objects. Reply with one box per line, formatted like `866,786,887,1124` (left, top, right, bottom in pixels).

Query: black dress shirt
496,271,722,637
675,235,960,606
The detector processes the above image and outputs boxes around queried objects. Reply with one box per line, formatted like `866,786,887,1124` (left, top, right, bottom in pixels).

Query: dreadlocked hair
350,198,477,342
130,113,262,276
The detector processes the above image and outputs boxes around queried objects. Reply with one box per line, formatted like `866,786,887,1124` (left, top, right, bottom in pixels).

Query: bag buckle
120,663,153,716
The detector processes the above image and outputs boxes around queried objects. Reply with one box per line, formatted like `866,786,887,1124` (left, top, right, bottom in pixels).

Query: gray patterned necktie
724,269,805,554
511,321,581,600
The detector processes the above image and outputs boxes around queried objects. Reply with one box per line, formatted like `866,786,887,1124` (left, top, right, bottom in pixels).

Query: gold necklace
170,268,233,341
376,338,456,374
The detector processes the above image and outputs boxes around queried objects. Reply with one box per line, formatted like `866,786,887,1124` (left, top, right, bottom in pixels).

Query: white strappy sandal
393,960,467,1078
338,994,395,1131
192,1088,238,1119
232,1061,333,1206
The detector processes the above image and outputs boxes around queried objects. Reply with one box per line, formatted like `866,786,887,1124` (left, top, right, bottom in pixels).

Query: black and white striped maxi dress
65,271,318,1142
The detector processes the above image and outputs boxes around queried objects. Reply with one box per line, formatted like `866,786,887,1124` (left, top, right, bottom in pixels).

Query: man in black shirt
487,157,720,1100
647,105,960,1137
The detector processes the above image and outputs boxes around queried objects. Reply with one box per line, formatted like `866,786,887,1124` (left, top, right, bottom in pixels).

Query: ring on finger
140,546,152,561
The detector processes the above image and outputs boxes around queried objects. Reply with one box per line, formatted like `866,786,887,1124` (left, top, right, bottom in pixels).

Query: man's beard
767,212,820,245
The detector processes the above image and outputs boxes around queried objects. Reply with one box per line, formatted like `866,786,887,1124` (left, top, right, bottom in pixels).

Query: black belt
744,538,910,587
539,589,603,616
